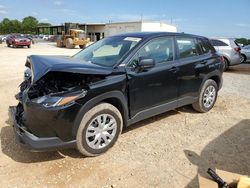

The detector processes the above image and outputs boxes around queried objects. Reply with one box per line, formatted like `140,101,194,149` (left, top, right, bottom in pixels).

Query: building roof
105,20,175,26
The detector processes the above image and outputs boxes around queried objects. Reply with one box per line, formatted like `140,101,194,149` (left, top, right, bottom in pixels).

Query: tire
241,54,247,63
56,39,63,48
76,103,123,157
192,79,218,113
65,38,75,49
27,45,31,48
223,58,229,71
79,44,86,49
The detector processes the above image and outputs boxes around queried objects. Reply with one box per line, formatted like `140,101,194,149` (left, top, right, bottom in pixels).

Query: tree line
0,16,51,34
235,38,250,46
0,16,250,45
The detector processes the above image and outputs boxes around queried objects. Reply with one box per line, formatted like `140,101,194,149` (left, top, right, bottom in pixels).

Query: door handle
200,60,208,64
169,66,178,72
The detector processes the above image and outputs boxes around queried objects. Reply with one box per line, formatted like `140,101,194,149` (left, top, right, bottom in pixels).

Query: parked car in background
6,35,32,48
210,38,243,70
241,45,250,62
9,32,224,156
6,35,15,46
0,35,7,42
43,35,49,40
24,34,35,44
48,35,57,42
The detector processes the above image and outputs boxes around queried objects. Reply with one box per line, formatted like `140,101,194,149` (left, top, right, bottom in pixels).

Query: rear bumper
9,106,76,151
229,54,241,66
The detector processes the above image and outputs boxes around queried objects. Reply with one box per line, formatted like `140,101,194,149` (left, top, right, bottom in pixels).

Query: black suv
9,32,223,156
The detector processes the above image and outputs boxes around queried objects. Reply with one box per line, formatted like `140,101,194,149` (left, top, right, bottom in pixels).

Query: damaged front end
9,55,112,151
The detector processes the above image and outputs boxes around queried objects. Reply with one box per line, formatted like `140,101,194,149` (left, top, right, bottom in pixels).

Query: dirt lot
0,42,249,188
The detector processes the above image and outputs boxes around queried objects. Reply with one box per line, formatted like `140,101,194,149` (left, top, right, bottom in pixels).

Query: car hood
26,55,113,83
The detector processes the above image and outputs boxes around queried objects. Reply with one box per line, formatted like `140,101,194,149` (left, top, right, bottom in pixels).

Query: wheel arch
241,53,247,62
223,55,230,65
199,71,222,93
72,91,128,137
209,75,221,88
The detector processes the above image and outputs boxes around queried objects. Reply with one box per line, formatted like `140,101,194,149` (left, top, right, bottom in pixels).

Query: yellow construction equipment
56,23,90,49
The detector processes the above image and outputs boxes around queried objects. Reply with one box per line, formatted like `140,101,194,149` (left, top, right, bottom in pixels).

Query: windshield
73,36,142,67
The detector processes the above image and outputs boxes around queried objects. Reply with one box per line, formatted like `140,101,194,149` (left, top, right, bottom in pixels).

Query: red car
6,35,31,48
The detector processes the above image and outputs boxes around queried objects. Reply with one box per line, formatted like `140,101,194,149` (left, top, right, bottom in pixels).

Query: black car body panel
9,106,76,151
9,32,224,151
27,55,113,83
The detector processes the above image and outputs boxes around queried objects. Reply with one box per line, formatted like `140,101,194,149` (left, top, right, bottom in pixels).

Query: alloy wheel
85,114,117,149
203,85,216,108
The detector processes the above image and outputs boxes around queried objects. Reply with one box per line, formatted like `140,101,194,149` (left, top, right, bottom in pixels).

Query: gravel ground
0,42,249,188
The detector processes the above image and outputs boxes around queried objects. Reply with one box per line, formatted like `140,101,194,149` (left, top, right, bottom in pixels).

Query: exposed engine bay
20,71,105,100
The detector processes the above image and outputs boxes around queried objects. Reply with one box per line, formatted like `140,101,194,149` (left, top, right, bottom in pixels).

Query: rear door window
198,38,214,54
176,37,199,59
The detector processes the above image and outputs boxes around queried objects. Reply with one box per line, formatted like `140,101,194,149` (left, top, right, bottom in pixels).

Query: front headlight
32,90,87,108
24,68,32,80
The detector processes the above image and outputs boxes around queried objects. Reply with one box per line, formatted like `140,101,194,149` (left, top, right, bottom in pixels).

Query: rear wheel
76,103,123,156
192,79,218,113
223,58,229,71
241,54,246,63
65,38,75,49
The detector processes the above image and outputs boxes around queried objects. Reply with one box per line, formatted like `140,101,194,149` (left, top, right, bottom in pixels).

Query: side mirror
138,58,155,70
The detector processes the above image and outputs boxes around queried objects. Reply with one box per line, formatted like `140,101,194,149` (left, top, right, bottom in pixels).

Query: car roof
110,32,207,39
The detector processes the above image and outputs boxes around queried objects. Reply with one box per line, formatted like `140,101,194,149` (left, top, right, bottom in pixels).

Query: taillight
234,47,241,52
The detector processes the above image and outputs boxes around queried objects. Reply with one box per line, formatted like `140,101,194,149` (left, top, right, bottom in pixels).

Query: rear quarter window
210,39,228,47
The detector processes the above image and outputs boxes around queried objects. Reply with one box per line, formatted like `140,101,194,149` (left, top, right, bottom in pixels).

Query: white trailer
105,21,177,37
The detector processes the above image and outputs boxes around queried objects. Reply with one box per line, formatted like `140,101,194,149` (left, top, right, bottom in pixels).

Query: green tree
0,16,52,34
22,16,39,34
9,19,22,33
0,18,11,34
236,38,250,46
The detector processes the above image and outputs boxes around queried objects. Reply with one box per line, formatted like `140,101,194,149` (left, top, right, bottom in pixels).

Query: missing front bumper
8,106,76,151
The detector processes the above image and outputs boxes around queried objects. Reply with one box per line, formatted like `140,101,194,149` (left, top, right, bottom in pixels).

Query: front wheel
192,79,218,113
76,103,123,156
65,38,75,49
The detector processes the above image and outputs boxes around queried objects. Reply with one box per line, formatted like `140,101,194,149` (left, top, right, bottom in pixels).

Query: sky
0,0,250,38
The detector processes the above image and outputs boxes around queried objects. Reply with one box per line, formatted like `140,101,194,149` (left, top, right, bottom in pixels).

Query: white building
105,21,177,37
